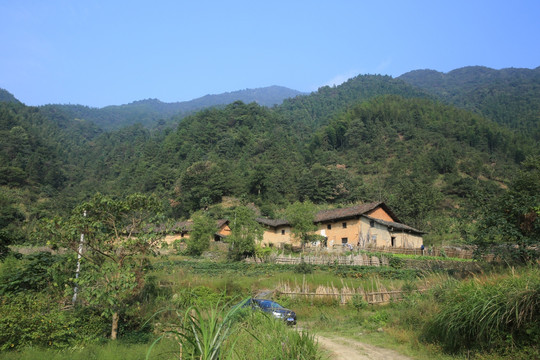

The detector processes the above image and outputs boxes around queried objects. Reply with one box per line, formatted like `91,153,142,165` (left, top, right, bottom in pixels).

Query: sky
1,0,539,108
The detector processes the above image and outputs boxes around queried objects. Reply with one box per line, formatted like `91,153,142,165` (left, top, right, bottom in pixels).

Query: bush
0,252,74,295
294,259,313,274
0,292,107,350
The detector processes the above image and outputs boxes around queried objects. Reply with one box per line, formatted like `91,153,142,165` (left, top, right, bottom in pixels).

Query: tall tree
285,201,318,250
51,193,163,340
474,156,540,263
186,212,216,256
227,206,263,260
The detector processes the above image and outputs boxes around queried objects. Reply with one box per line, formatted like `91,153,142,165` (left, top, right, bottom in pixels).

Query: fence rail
247,254,390,267
277,288,426,305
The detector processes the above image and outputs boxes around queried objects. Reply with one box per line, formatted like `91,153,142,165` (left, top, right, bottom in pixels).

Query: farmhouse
161,219,231,245
257,202,424,249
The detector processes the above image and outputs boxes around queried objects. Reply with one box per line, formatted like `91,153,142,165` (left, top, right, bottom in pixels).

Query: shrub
294,259,313,274
350,294,368,312
0,292,107,350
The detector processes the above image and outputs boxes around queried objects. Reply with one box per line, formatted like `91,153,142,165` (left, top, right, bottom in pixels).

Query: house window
370,220,375,228
341,237,348,244
371,234,377,243
281,229,285,235
327,224,332,230
391,236,396,247
342,222,347,229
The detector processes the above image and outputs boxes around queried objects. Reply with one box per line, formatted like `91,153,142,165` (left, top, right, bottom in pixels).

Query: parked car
241,298,297,325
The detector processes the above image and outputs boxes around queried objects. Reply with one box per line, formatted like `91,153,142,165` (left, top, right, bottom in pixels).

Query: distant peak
0,88,21,104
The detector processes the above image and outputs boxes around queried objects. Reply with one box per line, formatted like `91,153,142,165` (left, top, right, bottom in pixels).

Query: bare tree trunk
111,312,119,340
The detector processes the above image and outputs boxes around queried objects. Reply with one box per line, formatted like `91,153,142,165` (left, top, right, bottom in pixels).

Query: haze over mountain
37,86,304,130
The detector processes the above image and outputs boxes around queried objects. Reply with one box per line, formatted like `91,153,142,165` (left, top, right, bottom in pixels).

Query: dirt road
316,334,412,360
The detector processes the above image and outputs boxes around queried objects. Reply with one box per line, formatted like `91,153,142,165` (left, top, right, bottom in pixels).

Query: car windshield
256,300,283,309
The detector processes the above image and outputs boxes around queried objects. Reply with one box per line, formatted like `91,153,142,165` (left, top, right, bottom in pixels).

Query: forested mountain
277,75,432,132
1,69,539,248
0,88,20,104
399,66,540,140
39,85,304,130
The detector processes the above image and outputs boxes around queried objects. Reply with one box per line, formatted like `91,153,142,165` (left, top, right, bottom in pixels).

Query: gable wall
366,207,395,222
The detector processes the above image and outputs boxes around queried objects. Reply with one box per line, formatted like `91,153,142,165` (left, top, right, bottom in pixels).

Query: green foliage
0,252,74,295
175,161,227,216
0,292,108,350
186,212,216,256
284,201,318,248
294,259,314,274
148,300,245,360
48,193,164,340
349,294,368,312
1,68,539,257
399,66,540,141
227,206,263,260
474,156,540,263
171,286,225,309
422,267,540,353
0,190,25,257
233,311,322,360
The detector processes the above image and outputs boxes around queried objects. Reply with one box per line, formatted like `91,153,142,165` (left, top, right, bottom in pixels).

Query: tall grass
147,300,322,360
147,300,245,360
422,266,540,353
232,312,323,360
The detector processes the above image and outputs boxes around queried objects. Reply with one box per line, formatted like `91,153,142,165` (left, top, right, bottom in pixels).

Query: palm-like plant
147,299,248,360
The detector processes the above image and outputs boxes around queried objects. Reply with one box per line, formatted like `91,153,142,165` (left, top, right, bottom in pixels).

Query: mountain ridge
398,66,540,138
38,85,305,130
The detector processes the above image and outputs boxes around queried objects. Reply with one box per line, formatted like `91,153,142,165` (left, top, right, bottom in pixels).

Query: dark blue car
242,298,297,325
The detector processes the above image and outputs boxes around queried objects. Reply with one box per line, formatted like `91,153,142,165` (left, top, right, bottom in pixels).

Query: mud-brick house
313,202,424,249
256,218,293,247
257,202,424,249
161,219,231,246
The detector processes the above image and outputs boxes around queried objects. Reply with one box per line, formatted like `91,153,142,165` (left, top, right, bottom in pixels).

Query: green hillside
39,85,304,130
0,70,538,249
399,66,540,140
0,88,20,104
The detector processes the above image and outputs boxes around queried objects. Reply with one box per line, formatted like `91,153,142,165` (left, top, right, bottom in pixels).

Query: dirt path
315,334,412,360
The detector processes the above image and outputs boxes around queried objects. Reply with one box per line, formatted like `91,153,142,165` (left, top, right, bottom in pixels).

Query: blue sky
1,0,539,107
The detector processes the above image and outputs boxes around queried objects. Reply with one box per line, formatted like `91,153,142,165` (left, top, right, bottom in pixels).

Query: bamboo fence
275,278,425,305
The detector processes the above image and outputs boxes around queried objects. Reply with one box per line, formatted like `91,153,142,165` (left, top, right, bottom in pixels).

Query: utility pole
72,210,86,305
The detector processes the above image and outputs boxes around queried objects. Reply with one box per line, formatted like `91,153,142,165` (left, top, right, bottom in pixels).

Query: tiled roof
256,218,290,227
364,215,425,234
314,202,383,223
255,202,422,233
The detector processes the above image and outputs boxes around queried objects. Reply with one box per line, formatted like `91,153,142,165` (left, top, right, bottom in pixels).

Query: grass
0,340,178,360
422,266,540,355
3,251,535,359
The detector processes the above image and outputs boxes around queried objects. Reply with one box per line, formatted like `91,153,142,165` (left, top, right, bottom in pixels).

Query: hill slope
39,85,304,130
1,68,538,246
0,88,20,104
399,66,540,139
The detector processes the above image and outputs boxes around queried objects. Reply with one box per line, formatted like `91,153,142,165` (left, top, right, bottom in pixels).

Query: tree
54,193,164,340
0,191,24,258
175,161,226,215
227,206,263,260
474,156,540,263
186,212,216,256
285,201,318,249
